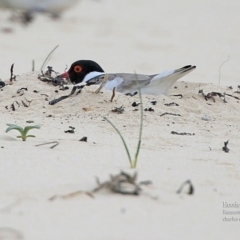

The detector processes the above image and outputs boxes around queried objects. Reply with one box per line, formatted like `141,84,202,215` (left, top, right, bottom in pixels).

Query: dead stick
110,87,116,102
10,63,14,82
35,141,59,149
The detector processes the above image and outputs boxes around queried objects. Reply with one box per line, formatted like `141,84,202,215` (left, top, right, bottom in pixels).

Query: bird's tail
142,65,196,95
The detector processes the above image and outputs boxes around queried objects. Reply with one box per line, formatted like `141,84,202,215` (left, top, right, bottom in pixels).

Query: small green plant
104,82,143,169
6,124,41,141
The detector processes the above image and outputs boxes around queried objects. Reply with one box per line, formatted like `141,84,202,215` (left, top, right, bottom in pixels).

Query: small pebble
79,136,87,142
202,115,211,121
151,101,157,105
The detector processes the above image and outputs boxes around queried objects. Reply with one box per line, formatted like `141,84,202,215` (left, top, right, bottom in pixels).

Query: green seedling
6,124,41,141
104,77,143,169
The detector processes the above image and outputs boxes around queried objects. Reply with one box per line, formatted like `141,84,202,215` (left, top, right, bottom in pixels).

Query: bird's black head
62,60,104,84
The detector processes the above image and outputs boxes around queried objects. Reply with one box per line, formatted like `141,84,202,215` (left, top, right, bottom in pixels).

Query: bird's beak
60,72,69,79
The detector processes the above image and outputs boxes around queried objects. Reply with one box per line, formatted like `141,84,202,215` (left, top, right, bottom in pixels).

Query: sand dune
0,71,240,239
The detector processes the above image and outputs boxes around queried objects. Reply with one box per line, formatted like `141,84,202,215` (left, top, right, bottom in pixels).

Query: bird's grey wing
104,73,153,93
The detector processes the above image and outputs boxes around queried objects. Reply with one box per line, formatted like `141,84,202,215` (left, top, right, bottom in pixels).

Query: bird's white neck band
83,71,104,82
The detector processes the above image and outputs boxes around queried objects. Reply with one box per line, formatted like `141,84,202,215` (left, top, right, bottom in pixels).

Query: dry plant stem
9,63,16,82
110,87,116,102
95,74,109,93
40,45,59,71
35,141,59,149
32,60,35,71
10,63,14,81
218,55,230,85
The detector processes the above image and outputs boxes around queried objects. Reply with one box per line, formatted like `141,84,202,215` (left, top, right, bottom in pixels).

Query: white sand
0,1,240,239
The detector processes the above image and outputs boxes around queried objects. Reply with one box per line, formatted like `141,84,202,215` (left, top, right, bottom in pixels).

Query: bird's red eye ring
74,65,82,73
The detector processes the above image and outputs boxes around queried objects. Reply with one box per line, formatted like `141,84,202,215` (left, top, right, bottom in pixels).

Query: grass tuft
104,76,143,168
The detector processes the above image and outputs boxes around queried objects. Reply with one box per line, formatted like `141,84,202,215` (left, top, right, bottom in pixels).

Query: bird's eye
74,65,82,73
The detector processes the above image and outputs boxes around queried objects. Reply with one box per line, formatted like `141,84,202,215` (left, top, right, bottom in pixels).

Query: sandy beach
0,0,240,239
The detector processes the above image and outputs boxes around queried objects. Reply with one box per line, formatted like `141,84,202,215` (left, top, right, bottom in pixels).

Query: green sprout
6,124,41,141
104,78,143,169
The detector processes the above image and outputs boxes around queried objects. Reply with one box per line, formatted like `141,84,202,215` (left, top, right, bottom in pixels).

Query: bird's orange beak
60,72,69,79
